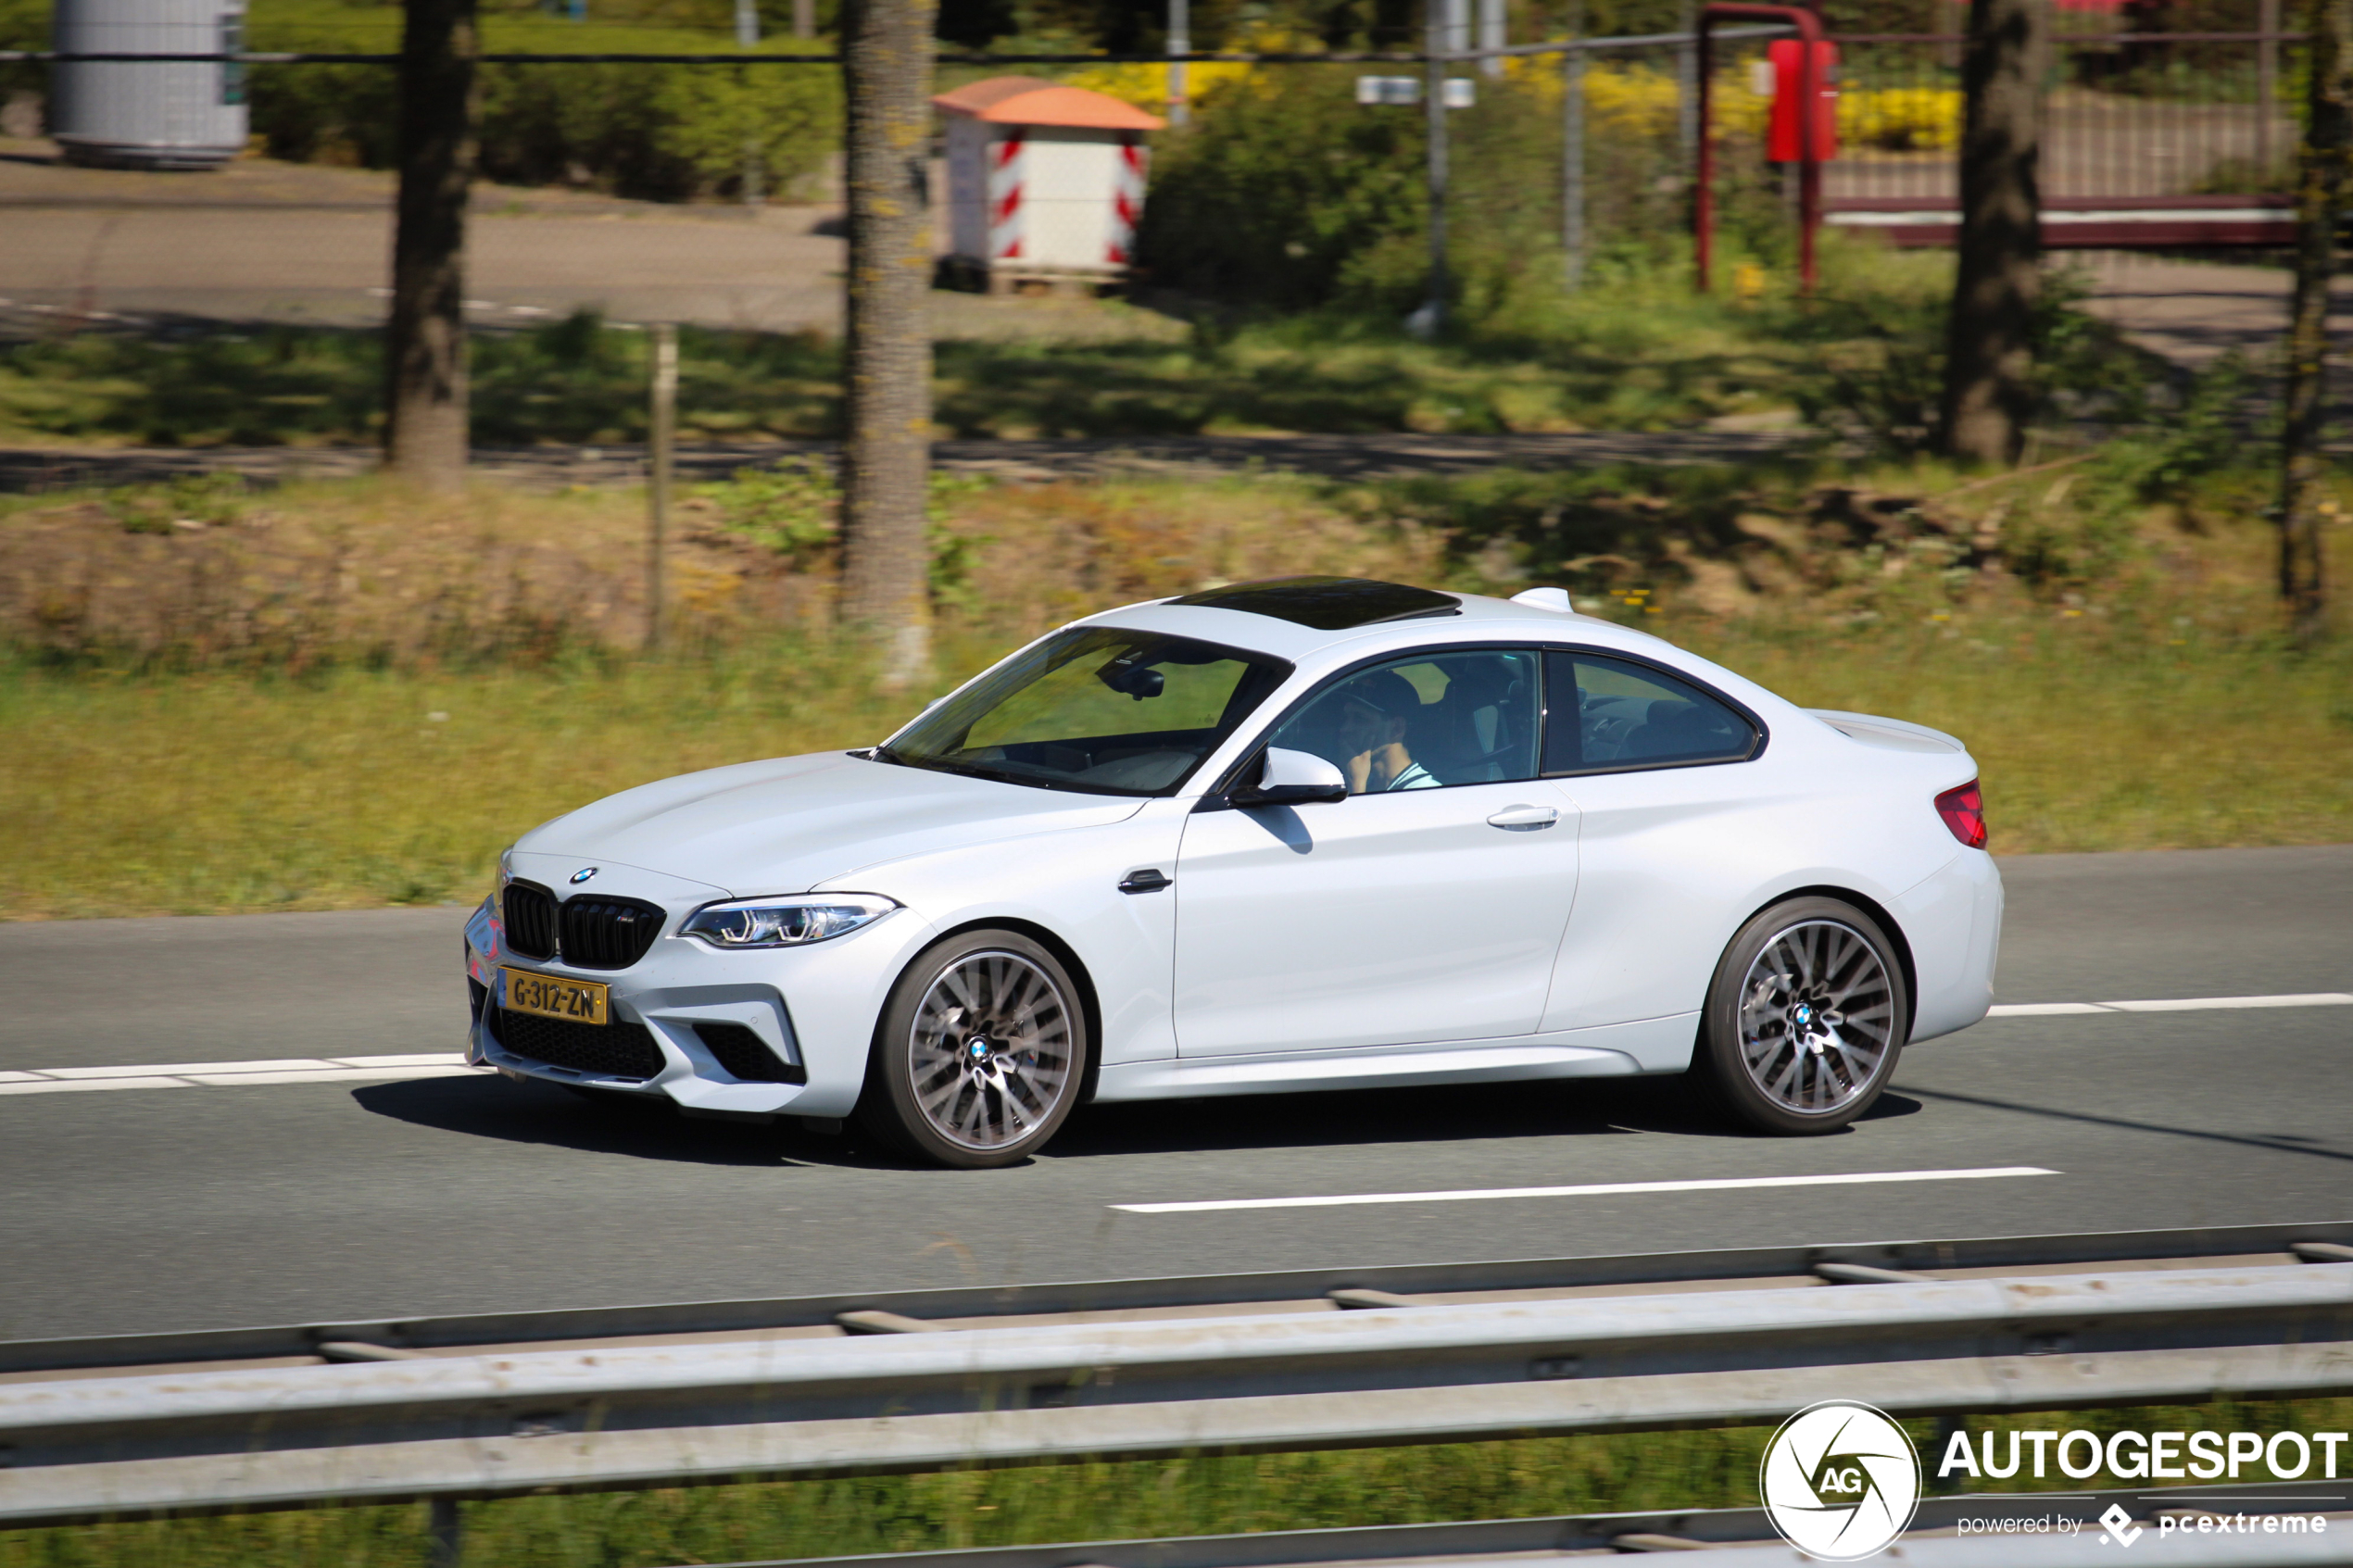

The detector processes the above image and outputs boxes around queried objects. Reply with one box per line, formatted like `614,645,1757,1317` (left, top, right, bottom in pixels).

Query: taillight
1935,779,1987,849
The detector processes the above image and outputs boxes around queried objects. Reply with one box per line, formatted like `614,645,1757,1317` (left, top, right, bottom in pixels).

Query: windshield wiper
875,746,1000,784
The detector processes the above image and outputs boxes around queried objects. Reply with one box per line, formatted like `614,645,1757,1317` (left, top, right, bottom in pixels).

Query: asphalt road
1,845,2347,1345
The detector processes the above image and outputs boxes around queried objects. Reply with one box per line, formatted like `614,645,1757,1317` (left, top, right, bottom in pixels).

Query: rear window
1542,651,1760,774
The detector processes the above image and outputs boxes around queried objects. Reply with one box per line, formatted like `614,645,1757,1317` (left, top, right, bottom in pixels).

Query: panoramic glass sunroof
1164,577,1460,631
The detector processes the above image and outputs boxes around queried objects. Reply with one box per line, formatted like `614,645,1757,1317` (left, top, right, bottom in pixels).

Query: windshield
882,628,1292,796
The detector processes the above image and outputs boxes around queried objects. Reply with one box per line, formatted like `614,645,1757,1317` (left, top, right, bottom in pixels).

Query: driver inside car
1335,671,1441,794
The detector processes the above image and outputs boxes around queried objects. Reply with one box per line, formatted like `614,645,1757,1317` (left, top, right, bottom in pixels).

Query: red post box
1767,39,1839,164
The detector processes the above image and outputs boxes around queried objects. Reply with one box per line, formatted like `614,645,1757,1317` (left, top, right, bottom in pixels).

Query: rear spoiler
1805,708,1968,753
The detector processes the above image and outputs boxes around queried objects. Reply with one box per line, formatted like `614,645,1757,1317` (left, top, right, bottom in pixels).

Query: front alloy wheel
862,931,1086,1168
1693,897,1908,1135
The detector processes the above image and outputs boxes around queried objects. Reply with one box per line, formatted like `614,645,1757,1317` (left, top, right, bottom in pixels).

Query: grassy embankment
6,1398,2350,1568
2,444,2347,922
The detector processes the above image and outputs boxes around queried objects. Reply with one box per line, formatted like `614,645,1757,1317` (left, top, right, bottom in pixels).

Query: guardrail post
428,1496,463,1568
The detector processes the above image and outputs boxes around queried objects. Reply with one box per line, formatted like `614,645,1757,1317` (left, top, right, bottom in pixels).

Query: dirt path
0,427,1807,494
0,136,1137,343
2075,254,2353,371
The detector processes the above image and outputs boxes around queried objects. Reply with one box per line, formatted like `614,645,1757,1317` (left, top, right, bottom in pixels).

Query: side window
1542,651,1758,774
1265,650,1541,794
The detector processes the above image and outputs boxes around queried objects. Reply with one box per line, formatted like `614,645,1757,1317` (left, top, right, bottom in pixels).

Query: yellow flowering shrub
1502,53,1957,155
1063,26,1301,114
1069,36,1951,155
1499,55,1685,139
1838,86,1962,151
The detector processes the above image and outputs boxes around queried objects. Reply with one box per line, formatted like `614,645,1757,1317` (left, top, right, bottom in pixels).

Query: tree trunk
384,0,478,494
2280,0,2347,646
1940,0,2045,467
837,0,938,688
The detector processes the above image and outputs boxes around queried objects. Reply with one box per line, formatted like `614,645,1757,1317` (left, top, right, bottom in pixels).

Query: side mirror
1232,747,1349,808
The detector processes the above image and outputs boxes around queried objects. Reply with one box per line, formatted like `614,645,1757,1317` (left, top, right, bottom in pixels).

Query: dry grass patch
0,470,1443,671
2,459,2346,920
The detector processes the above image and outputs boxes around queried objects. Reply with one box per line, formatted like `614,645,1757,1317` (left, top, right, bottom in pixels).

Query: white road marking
0,1054,484,1097
2,992,2343,1101
1112,1166,2058,1215
2104,992,2353,1011
1988,992,2353,1017
1985,1002,2112,1017
182,1067,482,1086
0,1075,191,1095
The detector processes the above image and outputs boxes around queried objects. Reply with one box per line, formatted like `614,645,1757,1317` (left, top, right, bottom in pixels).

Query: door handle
1118,869,1173,894
1486,805,1558,831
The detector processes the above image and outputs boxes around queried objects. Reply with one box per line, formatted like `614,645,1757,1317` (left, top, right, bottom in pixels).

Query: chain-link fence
1831,26,2296,205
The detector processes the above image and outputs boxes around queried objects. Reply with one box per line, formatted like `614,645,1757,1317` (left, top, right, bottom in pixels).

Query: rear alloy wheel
862,931,1086,1168
1692,897,1908,1135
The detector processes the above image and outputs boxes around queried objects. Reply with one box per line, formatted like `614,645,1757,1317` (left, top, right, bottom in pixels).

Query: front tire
1692,897,1908,1135
860,930,1087,1169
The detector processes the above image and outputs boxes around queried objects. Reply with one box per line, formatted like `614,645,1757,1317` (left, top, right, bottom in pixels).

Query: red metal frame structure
1824,195,2296,250
1696,1,1825,294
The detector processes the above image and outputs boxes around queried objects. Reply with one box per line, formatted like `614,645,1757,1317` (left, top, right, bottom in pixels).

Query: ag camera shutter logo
1760,1399,1923,1560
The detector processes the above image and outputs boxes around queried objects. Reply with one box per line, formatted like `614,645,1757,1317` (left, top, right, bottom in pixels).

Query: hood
515,750,1147,896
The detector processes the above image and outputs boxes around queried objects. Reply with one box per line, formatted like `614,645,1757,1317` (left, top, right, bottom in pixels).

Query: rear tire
1691,897,1908,1135
859,930,1087,1169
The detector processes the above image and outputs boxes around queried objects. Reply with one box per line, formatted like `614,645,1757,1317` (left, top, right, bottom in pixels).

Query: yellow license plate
502,968,609,1026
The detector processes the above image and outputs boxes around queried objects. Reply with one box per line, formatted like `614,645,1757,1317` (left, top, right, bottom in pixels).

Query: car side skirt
1091,1013,1695,1102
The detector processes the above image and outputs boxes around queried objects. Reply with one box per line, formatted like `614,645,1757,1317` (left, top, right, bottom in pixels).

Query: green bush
1134,73,1429,312
245,2,838,201
1135,67,1704,319
0,0,46,105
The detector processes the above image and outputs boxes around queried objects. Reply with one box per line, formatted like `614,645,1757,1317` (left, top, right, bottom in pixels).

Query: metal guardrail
3,1255,2351,1529
8,1219,2350,1377
685,1481,2353,1568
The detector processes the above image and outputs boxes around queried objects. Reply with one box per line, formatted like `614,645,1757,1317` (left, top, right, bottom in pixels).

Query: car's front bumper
461,859,937,1121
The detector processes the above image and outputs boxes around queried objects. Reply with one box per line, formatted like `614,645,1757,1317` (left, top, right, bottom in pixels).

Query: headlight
682,895,898,949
